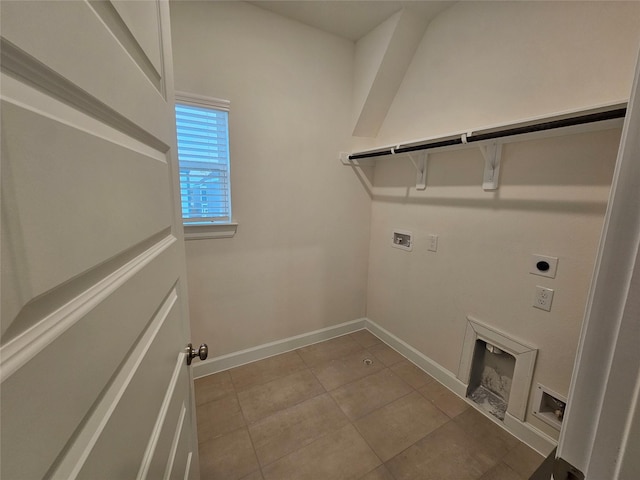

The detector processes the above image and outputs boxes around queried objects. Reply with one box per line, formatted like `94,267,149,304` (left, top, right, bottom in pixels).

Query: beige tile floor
195,330,544,480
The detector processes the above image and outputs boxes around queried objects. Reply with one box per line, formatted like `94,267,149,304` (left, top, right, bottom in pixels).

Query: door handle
186,343,208,365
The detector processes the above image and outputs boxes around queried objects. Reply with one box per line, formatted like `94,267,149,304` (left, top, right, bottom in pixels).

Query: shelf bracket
408,152,428,190
480,142,502,191
339,151,353,165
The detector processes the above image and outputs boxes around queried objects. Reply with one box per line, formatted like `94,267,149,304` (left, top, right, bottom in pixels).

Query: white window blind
175,97,231,224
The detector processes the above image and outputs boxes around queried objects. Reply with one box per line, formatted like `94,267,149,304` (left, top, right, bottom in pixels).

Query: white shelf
340,102,627,190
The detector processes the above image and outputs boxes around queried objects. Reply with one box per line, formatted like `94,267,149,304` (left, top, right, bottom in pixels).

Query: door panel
1,97,173,337
0,1,199,479
143,366,191,480
2,240,179,480
89,0,164,93
109,0,164,75
73,292,181,479
1,0,170,143
167,405,194,480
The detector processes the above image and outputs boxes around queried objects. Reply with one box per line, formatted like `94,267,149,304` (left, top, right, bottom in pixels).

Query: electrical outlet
530,254,558,278
428,234,438,252
534,286,554,312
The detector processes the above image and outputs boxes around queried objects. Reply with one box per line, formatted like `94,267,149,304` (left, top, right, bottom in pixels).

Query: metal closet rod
348,108,627,161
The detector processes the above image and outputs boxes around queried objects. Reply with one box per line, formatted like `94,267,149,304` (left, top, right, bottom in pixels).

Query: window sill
183,222,238,240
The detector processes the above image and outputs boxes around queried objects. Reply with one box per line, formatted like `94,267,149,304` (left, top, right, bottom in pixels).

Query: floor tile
355,391,449,461
199,428,260,480
240,471,264,480
262,424,380,480
330,368,413,420
311,349,384,391
350,329,382,348
237,369,325,423
528,446,555,480
230,351,307,391
453,408,520,460
385,421,499,480
389,360,436,389
503,442,545,478
418,380,470,418
197,393,245,443
196,336,543,480
194,370,235,406
478,462,525,480
297,335,363,367
249,393,349,466
359,465,395,480
367,343,405,366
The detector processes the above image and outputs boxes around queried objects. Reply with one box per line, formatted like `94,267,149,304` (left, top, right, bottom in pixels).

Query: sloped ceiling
245,1,456,137
247,0,454,41
352,7,433,136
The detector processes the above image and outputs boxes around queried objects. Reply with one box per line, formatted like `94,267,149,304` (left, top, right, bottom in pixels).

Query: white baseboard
192,318,367,379
192,315,556,455
504,413,557,456
363,318,468,398
364,318,557,456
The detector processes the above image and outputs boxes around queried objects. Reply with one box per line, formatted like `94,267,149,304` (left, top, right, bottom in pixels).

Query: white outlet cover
534,286,554,312
530,255,558,278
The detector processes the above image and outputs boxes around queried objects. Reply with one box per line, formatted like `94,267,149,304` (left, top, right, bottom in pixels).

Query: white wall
170,0,640,442
377,1,640,145
170,1,371,357
364,1,640,439
352,10,400,132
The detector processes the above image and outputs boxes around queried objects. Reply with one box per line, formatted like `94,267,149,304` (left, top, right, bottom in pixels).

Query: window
175,93,233,228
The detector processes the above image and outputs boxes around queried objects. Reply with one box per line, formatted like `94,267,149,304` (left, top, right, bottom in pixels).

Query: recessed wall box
532,384,566,431
530,255,558,278
391,230,413,251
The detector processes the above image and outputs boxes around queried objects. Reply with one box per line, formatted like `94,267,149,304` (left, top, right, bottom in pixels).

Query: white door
1,1,201,479
555,48,640,479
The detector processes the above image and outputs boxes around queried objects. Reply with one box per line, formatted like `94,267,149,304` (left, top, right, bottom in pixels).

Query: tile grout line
195,331,544,478
246,383,331,471
241,367,326,424
227,368,267,479
238,397,265,480
342,363,444,474
228,350,308,393
416,386,469,421
347,419,385,478
340,384,415,423
240,359,337,472
234,337,400,475
299,332,386,365
344,341,469,478
348,375,455,474
254,407,349,472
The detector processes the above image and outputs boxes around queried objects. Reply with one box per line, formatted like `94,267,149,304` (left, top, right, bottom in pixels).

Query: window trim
176,91,230,112
183,222,238,240
175,91,236,240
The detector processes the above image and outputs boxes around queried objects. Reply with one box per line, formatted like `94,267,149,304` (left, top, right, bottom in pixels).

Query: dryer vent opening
457,317,537,423
467,340,516,421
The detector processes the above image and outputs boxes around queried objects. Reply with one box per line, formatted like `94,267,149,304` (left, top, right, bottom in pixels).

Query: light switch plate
428,234,438,252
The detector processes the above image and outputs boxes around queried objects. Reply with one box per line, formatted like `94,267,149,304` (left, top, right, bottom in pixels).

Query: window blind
175,103,231,223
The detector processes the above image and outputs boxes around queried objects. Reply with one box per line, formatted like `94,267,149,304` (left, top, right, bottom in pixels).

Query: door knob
186,343,208,365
